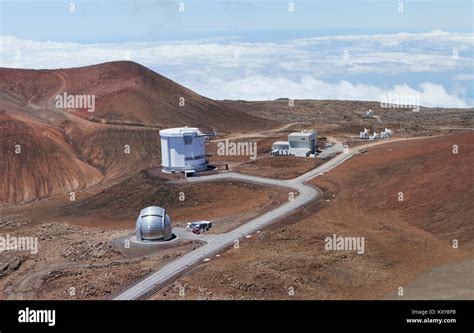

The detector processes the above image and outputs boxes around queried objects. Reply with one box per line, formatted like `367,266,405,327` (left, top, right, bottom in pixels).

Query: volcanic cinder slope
0,110,103,203
0,61,276,204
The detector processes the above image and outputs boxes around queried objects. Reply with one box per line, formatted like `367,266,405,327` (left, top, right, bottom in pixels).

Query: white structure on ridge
380,128,393,139
160,127,211,173
359,128,370,139
369,131,379,140
360,128,393,140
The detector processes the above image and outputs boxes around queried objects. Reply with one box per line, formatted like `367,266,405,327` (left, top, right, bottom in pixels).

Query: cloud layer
1,30,472,107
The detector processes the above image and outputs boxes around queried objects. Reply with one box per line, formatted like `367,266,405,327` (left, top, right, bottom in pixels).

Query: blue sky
1,0,472,42
0,0,473,106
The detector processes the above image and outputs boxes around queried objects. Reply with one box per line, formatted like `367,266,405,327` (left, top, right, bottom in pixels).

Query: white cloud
184,75,468,108
292,30,474,46
452,73,474,81
0,31,472,107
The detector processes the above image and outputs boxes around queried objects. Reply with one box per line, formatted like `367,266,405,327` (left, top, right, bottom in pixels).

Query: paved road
114,144,352,300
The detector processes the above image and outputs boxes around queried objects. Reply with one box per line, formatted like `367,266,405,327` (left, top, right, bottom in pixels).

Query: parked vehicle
187,221,213,232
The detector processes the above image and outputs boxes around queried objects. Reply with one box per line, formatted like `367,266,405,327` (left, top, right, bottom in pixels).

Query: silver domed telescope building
135,206,173,242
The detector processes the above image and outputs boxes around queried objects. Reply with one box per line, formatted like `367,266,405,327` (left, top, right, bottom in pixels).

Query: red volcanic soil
0,68,59,105
235,156,326,180
152,133,474,300
0,111,102,203
0,61,277,204
58,171,289,231
340,134,474,244
0,61,275,131
65,61,275,130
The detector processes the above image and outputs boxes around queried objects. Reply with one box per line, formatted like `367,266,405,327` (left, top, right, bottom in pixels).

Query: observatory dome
135,206,172,241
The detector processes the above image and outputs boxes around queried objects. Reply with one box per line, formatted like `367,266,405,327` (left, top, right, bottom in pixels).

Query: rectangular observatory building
288,130,317,157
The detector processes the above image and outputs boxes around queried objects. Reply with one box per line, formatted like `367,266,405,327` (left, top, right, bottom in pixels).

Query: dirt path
211,122,304,142
48,71,68,103
372,115,383,123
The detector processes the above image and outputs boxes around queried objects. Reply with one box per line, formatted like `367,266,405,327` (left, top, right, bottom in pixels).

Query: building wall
161,134,207,172
288,132,317,152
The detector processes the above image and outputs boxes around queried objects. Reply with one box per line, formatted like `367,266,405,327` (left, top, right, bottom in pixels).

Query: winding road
114,135,434,300
114,145,352,300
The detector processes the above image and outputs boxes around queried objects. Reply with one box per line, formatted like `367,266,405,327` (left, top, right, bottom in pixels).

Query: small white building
369,131,379,140
360,128,369,139
271,130,317,157
288,130,317,157
160,127,208,173
380,128,393,139
271,141,290,156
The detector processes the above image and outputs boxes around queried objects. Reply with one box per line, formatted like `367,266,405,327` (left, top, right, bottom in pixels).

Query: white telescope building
271,130,317,157
288,130,317,157
160,127,209,173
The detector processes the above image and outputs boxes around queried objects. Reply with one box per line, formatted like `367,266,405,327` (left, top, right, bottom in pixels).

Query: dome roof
136,206,172,241
159,127,201,137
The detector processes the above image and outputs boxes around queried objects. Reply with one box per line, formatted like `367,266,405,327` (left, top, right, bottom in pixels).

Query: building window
183,135,193,145
185,154,205,161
